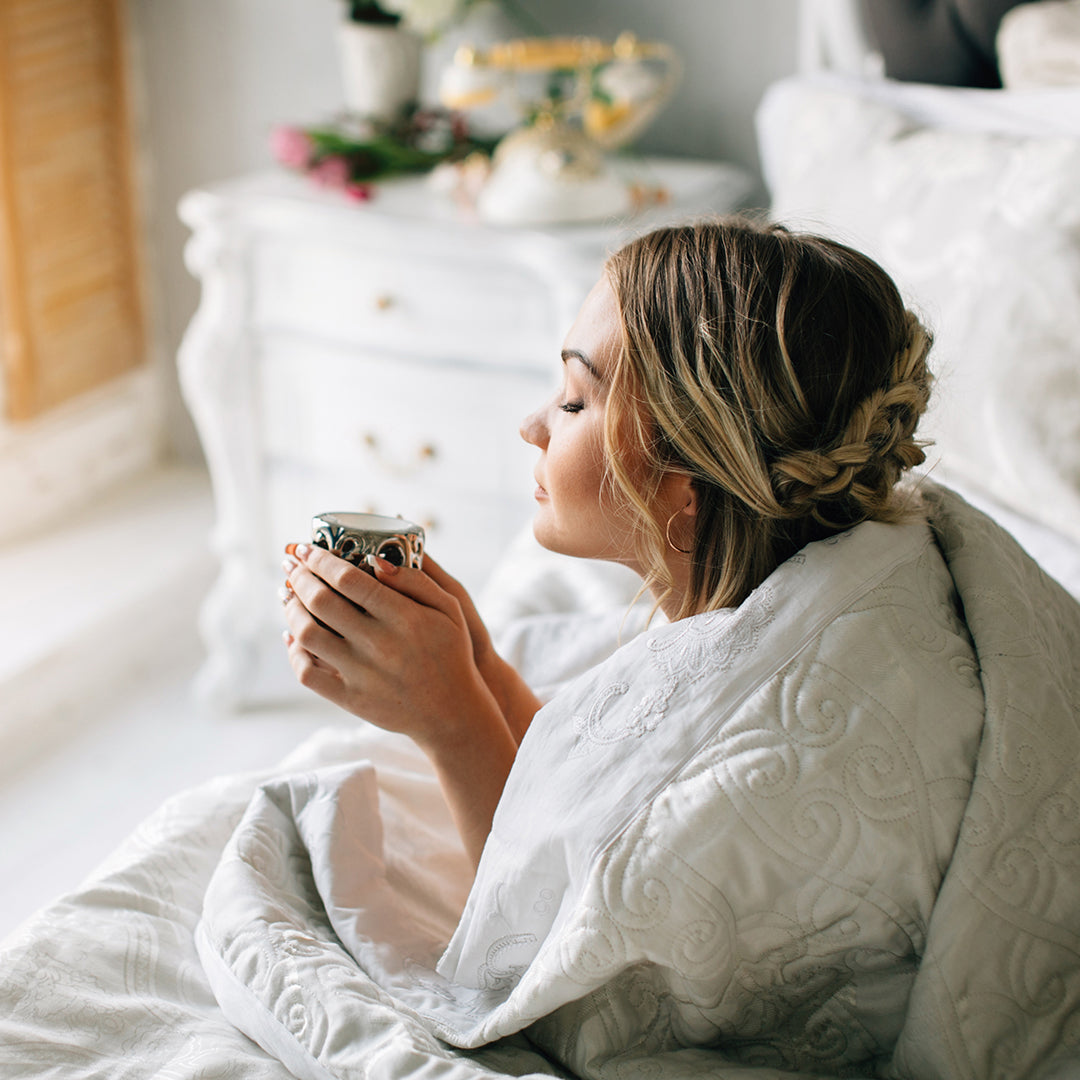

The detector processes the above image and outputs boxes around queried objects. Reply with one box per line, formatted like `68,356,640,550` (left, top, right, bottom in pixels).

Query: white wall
131,0,344,462
131,0,799,463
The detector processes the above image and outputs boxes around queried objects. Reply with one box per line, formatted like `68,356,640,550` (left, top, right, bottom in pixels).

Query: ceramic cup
310,512,425,572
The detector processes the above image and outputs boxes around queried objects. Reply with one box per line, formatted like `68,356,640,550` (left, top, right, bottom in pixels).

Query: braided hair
603,219,933,618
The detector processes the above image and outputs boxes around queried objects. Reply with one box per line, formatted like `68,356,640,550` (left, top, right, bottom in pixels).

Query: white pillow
998,0,1080,89
757,75,1080,545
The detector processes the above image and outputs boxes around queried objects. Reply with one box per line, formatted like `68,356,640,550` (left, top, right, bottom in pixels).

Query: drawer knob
360,432,438,477
373,293,395,311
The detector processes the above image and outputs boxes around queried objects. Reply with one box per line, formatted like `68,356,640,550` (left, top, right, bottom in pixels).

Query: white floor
0,467,344,941
0,625,343,940
0,632,346,941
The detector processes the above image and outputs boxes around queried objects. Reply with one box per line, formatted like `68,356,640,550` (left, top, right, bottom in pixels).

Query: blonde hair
603,219,933,620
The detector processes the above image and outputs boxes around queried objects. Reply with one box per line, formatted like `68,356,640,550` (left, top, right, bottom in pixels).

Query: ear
663,470,698,518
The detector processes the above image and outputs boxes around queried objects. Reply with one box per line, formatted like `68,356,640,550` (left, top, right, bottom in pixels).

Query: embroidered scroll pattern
169,490,1080,1080
526,544,992,1077
569,590,776,758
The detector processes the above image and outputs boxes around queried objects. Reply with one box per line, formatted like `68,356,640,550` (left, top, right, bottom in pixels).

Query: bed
3,2,1080,1078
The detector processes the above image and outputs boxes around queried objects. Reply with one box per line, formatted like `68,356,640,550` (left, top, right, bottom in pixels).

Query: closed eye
559,401,585,414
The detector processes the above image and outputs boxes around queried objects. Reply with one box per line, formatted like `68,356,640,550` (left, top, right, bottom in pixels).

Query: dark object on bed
860,0,1037,86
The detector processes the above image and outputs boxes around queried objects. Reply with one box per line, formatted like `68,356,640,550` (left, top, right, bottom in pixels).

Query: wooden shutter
0,0,145,421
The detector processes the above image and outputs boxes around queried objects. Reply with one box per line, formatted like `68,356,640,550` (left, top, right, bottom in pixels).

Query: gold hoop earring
665,508,692,555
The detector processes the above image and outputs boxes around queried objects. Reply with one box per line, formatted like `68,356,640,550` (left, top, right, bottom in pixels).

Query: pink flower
345,182,374,202
308,155,350,190
450,113,469,141
270,126,314,169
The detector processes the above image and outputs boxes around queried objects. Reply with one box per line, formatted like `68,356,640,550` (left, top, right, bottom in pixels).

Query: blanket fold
197,485,1080,1080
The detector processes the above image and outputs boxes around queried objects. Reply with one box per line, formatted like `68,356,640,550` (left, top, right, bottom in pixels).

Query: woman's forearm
477,652,544,744
420,688,520,867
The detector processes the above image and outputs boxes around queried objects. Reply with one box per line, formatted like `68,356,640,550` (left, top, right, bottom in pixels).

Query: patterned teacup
310,512,425,572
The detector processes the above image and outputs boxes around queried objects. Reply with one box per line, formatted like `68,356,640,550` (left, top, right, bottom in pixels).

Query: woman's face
520,277,640,567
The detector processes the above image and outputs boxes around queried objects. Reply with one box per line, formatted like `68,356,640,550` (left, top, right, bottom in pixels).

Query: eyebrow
561,348,603,381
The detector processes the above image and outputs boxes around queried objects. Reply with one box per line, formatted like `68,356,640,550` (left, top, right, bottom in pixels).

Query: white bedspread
194,485,1080,1080
0,726,493,1080
1,485,1076,1079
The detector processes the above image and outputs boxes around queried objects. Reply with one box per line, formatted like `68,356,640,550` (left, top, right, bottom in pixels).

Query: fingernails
282,555,298,573
279,584,294,606
365,553,398,575
282,630,294,645
285,543,310,559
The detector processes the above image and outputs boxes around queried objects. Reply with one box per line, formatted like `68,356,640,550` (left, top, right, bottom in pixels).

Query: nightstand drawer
257,336,549,498
251,235,560,365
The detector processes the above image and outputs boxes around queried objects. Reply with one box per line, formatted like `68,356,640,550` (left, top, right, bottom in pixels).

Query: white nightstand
178,160,753,706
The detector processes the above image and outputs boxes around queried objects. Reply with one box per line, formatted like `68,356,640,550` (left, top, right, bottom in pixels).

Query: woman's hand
421,554,543,744
281,543,518,864
419,553,498,672
283,544,483,744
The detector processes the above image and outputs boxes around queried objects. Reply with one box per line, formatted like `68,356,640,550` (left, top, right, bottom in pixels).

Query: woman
279,219,932,867
261,220,1078,1077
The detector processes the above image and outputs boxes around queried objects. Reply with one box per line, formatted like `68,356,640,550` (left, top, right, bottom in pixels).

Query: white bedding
0,486,1075,1075
8,485,1065,1080
0,727,368,1079
194,486,1080,1079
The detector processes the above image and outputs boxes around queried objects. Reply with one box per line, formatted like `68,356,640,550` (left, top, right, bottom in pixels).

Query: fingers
282,629,337,673
282,578,352,663
289,543,463,627
418,552,458,592
366,554,464,624
420,553,492,657
286,561,362,635
282,550,368,663
419,554,475,613
283,629,347,702
291,544,386,614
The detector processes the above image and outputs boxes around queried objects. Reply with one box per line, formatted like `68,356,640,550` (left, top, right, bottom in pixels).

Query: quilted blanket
197,485,1080,1080
0,725,421,1080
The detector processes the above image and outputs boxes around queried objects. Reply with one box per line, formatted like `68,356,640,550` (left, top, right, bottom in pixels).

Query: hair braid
769,312,932,527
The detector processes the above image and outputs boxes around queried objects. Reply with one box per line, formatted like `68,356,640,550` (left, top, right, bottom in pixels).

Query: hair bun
770,312,933,526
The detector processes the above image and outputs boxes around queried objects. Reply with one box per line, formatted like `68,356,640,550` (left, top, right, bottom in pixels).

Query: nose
520,404,548,449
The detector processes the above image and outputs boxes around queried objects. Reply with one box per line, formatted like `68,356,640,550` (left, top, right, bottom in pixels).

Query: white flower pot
337,21,422,122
